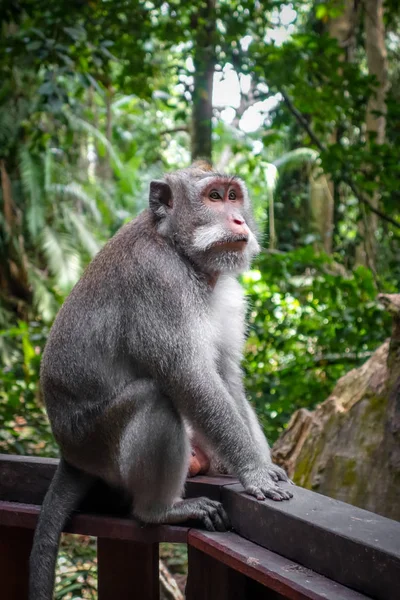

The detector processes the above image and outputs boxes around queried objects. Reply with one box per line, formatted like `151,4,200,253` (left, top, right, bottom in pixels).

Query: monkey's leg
116,382,230,532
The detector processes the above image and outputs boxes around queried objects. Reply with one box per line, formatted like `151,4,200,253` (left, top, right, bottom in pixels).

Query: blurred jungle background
1,0,399,597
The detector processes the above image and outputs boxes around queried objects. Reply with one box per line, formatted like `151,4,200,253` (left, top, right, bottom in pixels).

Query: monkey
29,162,292,600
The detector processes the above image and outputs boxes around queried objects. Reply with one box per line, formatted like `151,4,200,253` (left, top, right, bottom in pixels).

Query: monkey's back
40,210,189,444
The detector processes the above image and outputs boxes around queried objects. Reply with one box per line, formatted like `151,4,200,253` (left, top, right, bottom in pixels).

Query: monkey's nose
229,215,248,237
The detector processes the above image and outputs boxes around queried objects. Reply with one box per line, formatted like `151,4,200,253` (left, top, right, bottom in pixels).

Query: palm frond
0,300,18,365
27,266,60,323
41,227,81,292
273,148,319,170
48,182,101,223
44,147,53,192
63,208,101,257
112,95,137,112
0,103,18,149
19,148,46,239
67,114,123,174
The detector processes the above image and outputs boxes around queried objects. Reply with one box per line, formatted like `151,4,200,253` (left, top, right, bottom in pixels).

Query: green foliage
56,536,97,599
243,248,391,442
0,321,56,456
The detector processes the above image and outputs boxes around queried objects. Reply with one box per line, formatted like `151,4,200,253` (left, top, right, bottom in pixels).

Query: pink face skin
202,179,249,251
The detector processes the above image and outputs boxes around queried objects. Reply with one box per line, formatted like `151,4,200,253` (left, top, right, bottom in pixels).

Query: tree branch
280,90,325,153
280,89,400,231
276,351,374,376
159,126,189,136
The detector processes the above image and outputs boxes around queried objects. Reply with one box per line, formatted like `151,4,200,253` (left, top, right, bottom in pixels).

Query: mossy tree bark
272,294,400,520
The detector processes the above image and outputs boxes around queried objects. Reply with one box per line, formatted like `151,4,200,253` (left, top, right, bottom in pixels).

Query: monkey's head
149,163,260,274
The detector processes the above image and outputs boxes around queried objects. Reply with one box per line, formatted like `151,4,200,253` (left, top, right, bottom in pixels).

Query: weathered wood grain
188,530,371,600
222,483,400,600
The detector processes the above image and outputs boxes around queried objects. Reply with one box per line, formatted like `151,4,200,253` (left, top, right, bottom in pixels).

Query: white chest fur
208,275,247,360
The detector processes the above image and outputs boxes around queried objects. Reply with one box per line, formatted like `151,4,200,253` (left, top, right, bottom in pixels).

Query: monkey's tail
29,458,94,600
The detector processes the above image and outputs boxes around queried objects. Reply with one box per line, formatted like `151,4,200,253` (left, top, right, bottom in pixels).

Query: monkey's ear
149,181,173,214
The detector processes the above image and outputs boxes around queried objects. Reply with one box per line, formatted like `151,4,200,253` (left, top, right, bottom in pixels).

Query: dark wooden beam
188,531,370,600
0,454,58,505
0,454,133,515
185,474,238,500
222,484,400,600
0,501,188,543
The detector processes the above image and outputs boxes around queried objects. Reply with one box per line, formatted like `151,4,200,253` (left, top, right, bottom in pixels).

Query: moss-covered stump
272,293,400,520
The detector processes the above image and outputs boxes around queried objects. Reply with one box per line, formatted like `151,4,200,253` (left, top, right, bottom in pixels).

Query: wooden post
186,544,286,600
0,525,34,600
97,538,159,600
186,545,247,600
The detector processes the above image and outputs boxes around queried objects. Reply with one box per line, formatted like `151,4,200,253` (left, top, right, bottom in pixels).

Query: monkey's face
189,175,260,273
149,168,260,274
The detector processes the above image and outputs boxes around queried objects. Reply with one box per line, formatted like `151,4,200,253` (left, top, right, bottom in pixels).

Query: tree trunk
272,293,400,521
309,170,334,254
320,0,359,255
191,0,216,162
355,0,388,270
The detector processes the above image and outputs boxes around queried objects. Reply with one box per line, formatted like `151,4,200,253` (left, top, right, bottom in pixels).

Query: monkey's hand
239,464,293,501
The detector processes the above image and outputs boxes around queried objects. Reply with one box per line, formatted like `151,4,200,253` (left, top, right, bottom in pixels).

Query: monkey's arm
177,360,290,499
137,329,291,501
220,358,271,458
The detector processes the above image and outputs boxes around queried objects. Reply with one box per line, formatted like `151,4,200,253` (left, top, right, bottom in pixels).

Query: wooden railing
1,454,399,600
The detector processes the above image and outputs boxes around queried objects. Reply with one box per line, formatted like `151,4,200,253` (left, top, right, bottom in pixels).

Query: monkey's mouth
211,236,248,252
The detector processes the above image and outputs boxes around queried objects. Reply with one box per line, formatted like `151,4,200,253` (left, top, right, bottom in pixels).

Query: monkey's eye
228,190,237,200
209,190,222,200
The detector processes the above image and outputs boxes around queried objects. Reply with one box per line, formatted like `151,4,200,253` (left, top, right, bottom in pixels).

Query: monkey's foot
240,465,293,502
170,497,230,531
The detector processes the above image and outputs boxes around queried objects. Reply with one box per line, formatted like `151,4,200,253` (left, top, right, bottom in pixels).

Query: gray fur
30,164,291,600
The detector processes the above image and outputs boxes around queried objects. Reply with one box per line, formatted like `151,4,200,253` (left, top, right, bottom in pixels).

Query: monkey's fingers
209,509,227,531
244,485,267,501
197,499,230,532
268,464,290,483
268,470,279,482
201,512,216,532
260,485,293,501
207,499,230,531
217,503,231,530
245,481,292,502
280,489,294,499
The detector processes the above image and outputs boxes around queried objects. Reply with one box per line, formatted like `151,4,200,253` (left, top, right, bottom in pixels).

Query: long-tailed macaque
30,162,292,600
